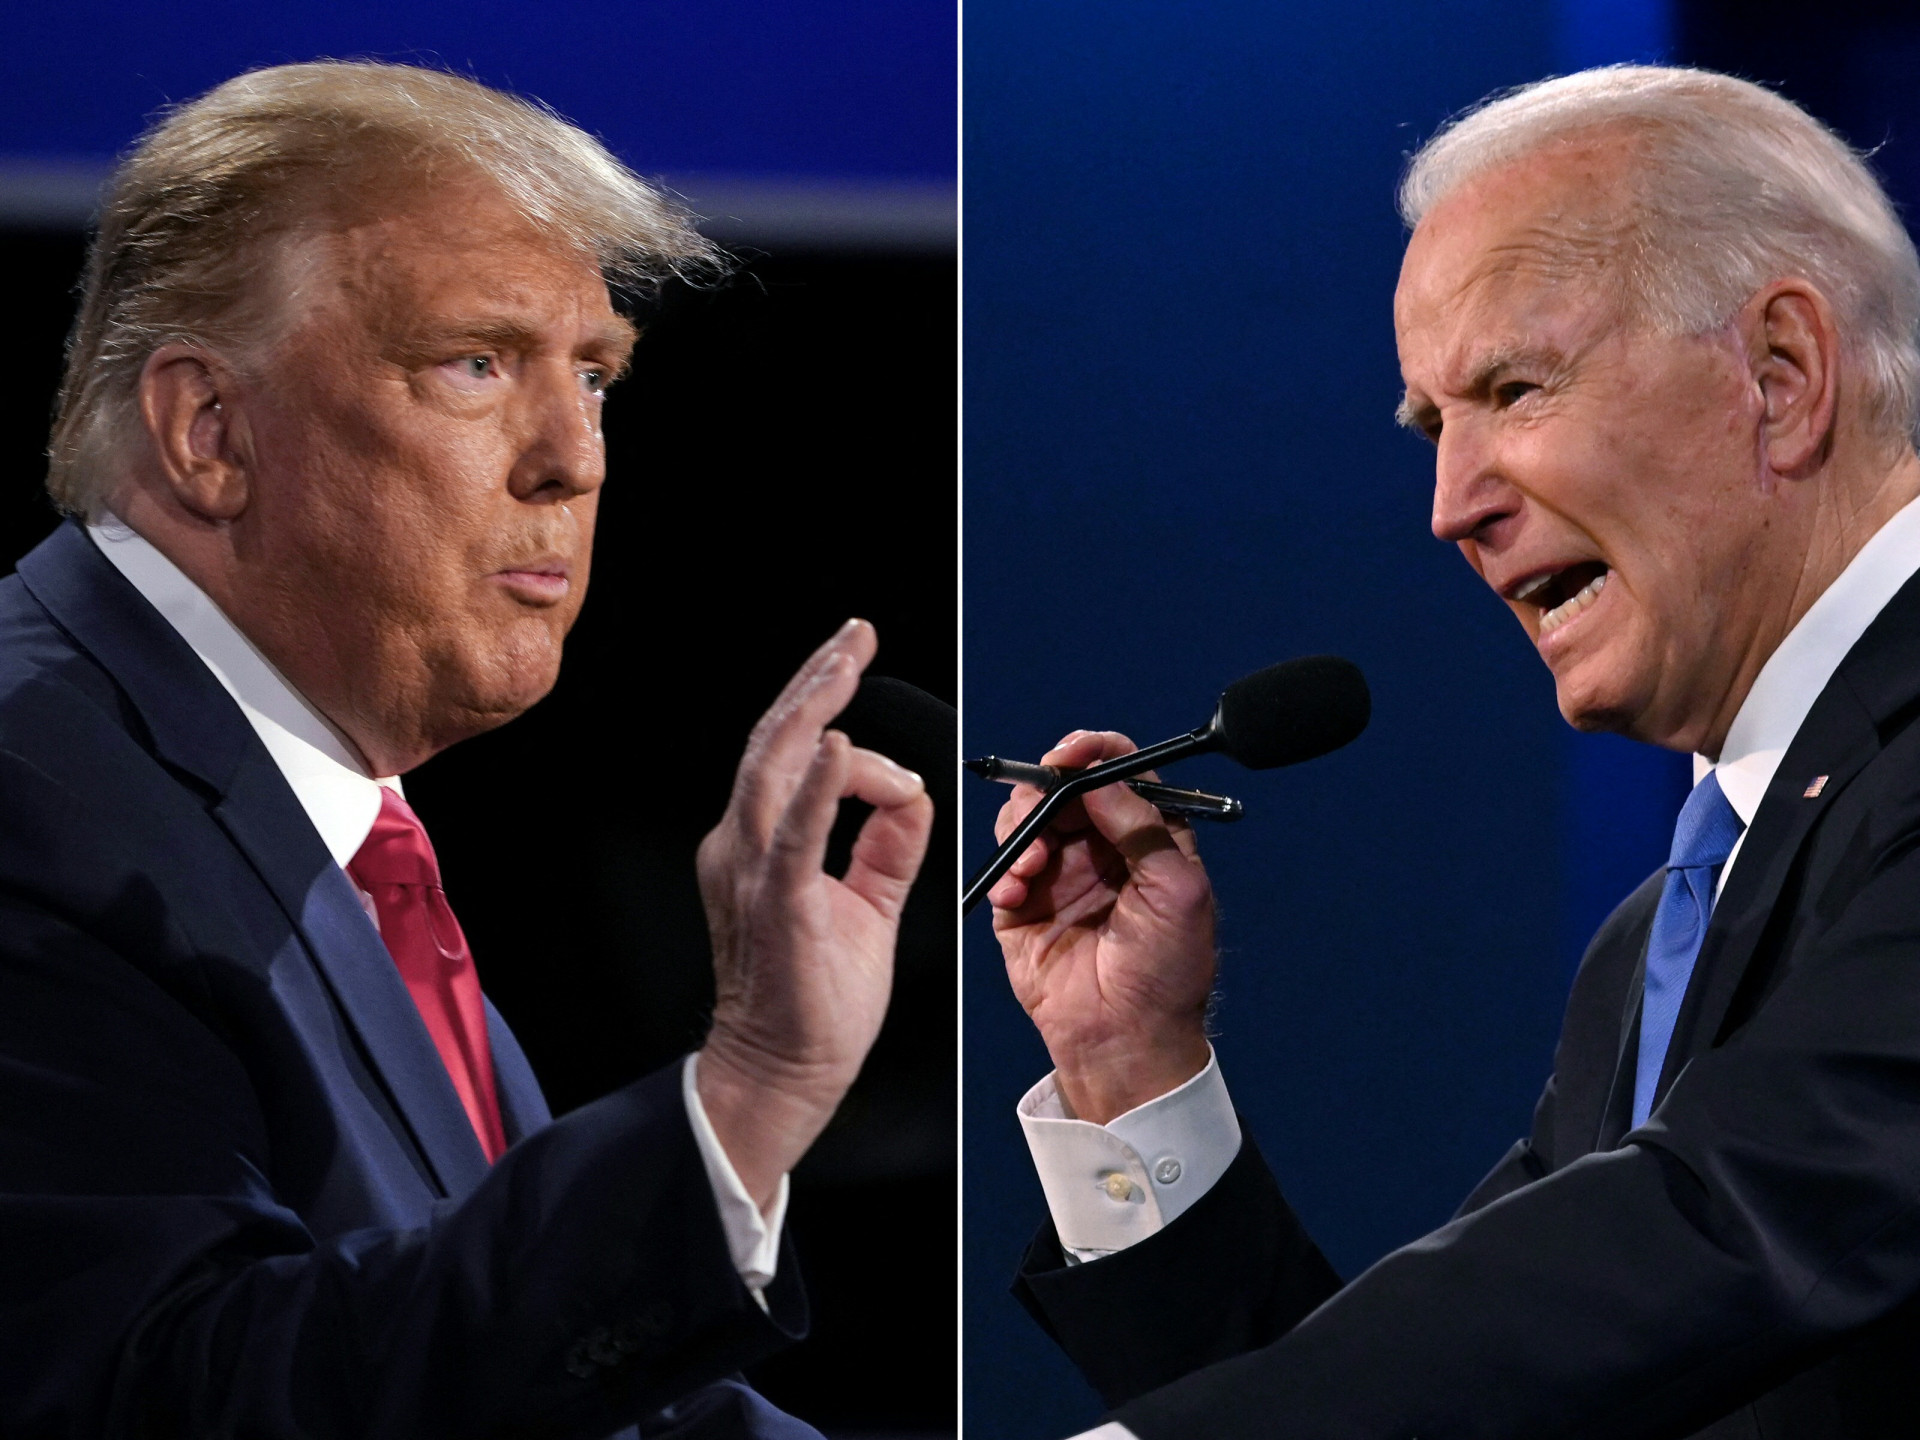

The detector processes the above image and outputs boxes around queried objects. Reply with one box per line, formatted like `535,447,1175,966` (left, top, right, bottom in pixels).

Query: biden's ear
1743,280,1841,479
136,345,252,521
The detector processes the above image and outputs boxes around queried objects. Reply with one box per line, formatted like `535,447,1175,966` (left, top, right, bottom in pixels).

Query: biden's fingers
1041,729,1206,862
1039,729,1149,777
1082,771,1198,887
993,782,1045,844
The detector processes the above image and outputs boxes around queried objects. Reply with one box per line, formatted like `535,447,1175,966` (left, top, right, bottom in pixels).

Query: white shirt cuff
681,1052,789,1308
1068,1424,1140,1440
1017,1047,1240,1261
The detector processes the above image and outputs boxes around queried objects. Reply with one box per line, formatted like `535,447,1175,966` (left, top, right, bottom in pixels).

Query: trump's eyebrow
403,313,639,372
586,315,641,361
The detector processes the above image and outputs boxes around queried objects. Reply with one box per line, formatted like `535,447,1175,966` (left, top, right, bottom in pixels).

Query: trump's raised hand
990,730,1217,1124
695,619,934,1208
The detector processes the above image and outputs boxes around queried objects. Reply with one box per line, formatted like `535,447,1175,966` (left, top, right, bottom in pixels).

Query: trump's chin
408,635,567,762
467,647,566,728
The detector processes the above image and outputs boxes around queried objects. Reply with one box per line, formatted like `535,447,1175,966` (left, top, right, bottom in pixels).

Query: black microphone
961,656,1370,915
834,674,955,781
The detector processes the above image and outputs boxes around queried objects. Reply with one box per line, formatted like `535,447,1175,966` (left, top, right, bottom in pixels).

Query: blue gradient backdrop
0,1,954,180
962,3,1685,1435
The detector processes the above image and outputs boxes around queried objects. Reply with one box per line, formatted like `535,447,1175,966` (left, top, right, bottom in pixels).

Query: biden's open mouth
1512,562,1610,635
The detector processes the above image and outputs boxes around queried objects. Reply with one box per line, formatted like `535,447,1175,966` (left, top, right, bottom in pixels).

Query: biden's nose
1429,421,1519,548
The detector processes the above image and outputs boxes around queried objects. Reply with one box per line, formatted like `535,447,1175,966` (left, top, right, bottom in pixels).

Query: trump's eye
580,367,610,395
438,354,502,387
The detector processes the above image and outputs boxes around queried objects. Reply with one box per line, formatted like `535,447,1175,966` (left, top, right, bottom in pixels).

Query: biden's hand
990,730,1217,1124
695,619,935,1210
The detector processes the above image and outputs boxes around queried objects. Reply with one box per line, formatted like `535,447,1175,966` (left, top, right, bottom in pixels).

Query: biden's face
230,179,637,769
1393,142,1780,756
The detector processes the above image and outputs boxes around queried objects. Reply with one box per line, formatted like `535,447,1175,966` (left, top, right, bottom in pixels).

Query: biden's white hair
1400,65,1920,448
49,61,722,518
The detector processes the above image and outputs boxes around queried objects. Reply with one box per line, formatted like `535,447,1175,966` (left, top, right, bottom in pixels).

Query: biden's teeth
1538,569,1608,634
1514,572,1552,603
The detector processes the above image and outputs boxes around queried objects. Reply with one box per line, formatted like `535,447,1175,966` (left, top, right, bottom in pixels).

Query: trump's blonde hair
49,61,719,517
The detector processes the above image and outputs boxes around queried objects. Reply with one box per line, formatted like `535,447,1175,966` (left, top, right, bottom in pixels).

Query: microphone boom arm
961,724,1214,916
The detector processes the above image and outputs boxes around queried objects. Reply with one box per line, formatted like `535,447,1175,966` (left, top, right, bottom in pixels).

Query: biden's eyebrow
1462,343,1560,396
1396,344,1563,431
1395,389,1437,433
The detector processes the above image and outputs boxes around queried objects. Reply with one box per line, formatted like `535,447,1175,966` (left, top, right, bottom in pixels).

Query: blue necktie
1631,770,1745,1129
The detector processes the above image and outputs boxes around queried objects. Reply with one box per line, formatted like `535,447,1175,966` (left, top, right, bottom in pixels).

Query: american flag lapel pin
1804,775,1829,799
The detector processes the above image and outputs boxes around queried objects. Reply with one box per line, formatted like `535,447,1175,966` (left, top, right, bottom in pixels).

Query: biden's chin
1547,647,1657,742
1534,596,1666,742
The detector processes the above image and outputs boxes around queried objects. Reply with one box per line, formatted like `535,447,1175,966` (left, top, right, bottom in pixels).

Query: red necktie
347,787,508,1163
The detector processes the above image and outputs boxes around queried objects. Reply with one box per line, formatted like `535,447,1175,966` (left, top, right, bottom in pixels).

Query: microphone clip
964,755,1244,823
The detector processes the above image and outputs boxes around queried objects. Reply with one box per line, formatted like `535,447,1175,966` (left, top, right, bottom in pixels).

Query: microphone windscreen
833,675,956,784
1215,656,1370,769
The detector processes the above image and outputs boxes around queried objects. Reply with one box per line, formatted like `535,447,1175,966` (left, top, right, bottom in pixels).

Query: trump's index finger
730,620,877,837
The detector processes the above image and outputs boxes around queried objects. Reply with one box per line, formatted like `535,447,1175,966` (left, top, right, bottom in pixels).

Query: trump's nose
509,363,608,504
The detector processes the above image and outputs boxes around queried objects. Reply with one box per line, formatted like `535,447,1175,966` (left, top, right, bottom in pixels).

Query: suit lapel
1642,566,1920,1122
1593,932,1650,1153
487,999,554,1144
1654,703,1877,1103
18,522,492,1197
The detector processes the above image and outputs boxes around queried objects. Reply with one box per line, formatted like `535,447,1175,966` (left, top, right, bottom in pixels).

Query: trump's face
1393,139,1788,756
231,178,636,771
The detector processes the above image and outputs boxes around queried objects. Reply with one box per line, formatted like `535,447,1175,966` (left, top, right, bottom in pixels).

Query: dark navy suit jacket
1017,564,1920,1438
0,522,816,1439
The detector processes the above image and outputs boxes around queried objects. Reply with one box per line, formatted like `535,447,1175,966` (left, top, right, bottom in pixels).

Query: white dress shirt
1018,1048,1240,1260
86,518,786,1300
1041,494,1920,1440
1702,493,1920,881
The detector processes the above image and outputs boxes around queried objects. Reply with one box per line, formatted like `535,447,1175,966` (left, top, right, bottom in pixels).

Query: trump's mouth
493,562,570,604
1513,562,1610,635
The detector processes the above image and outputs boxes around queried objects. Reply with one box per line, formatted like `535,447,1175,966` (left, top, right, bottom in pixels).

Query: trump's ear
136,345,251,521
1743,280,1841,478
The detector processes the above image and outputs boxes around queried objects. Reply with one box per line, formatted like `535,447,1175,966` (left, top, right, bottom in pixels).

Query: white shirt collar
1700,492,1920,827
86,516,399,869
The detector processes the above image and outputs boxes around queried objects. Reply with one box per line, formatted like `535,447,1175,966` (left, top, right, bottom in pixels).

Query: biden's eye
1493,379,1538,407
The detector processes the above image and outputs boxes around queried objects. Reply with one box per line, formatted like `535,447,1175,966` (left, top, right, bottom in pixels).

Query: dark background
0,7,955,1437
0,237,958,1440
961,1,1920,1435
